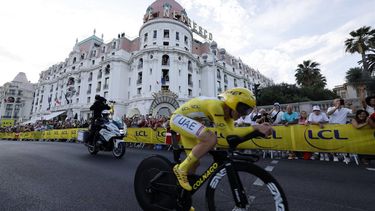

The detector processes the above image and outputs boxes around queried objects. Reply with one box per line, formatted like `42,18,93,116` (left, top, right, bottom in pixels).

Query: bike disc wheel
134,155,178,211
206,162,288,211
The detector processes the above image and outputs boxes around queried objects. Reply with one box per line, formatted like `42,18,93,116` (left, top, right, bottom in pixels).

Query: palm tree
345,67,367,86
345,26,375,72
295,60,326,89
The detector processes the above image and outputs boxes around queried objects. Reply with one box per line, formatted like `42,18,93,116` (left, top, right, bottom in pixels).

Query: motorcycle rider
88,95,110,145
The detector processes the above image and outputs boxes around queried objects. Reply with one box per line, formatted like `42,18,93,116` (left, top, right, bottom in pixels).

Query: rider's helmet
219,87,256,116
101,110,110,119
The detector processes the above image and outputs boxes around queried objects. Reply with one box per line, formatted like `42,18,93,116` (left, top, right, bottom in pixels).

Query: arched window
162,55,169,66
73,57,76,64
138,58,143,69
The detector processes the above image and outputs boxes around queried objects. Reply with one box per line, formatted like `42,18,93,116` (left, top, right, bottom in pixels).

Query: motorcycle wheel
112,142,126,159
88,144,98,155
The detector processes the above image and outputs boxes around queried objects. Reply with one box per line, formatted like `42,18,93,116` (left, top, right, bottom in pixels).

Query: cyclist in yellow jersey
170,87,273,191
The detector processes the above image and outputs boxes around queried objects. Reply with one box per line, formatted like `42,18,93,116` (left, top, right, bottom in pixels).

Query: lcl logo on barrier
307,130,348,140
135,131,148,137
156,131,166,138
304,128,347,150
251,131,282,149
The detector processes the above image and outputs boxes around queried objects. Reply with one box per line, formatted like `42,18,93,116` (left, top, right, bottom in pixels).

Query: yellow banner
1,119,15,127
0,126,373,154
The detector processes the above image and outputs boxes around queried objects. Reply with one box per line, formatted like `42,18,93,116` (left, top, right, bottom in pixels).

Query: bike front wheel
206,162,288,211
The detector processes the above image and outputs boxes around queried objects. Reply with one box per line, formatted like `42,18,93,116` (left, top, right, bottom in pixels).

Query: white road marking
265,166,274,172
366,168,375,171
271,160,279,164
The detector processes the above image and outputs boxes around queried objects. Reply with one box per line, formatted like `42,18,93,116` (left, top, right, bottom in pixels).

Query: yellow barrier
0,125,374,154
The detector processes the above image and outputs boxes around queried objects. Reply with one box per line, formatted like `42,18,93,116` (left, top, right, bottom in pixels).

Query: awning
21,111,66,125
43,111,66,120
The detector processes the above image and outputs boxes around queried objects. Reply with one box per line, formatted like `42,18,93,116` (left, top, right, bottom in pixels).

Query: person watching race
170,87,273,191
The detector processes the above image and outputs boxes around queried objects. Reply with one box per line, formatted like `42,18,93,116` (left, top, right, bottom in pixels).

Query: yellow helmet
220,87,256,116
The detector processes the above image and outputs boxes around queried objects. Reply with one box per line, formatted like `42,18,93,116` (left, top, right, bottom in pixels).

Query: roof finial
75,38,78,44
93,28,96,35
101,33,104,40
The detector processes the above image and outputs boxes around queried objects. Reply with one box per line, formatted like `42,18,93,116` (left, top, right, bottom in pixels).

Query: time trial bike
134,130,289,211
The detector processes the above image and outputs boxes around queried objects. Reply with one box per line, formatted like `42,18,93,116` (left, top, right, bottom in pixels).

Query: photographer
255,108,271,124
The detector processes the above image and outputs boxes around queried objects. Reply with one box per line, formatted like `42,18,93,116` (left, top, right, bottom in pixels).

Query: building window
96,81,101,92
104,91,108,99
127,91,130,99
188,74,193,86
184,36,188,45
97,69,102,79
88,72,93,82
176,32,179,40
162,55,170,66
137,87,142,95
137,72,143,85
87,97,91,103
234,79,237,87
105,65,110,75
163,42,169,46
112,42,116,49
92,60,95,65
188,89,192,97
224,74,228,83
144,33,148,42
188,60,192,71
164,29,169,38
73,57,76,64
149,68,152,75
149,85,152,91
217,69,221,79
179,86,181,92
153,30,157,38
77,86,80,96
87,84,92,94
128,77,131,85
199,80,201,88
104,78,109,89
162,69,169,85
102,46,106,53
138,58,143,69
179,69,181,76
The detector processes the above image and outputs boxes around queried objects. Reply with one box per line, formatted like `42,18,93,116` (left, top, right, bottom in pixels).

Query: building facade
32,0,273,120
0,72,35,123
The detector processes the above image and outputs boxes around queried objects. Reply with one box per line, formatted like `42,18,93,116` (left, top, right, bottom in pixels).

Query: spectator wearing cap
327,98,353,124
307,105,329,128
270,102,284,125
281,105,299,126
359,86,375,115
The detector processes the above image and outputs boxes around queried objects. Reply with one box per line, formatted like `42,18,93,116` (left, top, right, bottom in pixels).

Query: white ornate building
31,0,273,120
0,72,35,122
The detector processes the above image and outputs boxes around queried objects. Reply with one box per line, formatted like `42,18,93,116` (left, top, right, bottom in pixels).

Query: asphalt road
0,140,374,211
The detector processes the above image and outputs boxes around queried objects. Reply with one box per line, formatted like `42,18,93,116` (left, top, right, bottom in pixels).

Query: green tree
295,60,327,89
345,26,375,72
256,83,337,106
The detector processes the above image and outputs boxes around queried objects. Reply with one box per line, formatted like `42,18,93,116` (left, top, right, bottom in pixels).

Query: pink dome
144,0,188,22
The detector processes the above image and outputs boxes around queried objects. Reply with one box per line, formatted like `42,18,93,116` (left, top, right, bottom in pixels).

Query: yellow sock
178,153,198,173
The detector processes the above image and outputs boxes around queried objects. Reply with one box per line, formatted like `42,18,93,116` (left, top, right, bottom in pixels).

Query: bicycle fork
225,162,249,209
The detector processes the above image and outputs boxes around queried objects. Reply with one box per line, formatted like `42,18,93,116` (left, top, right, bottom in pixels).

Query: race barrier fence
0,125,374,155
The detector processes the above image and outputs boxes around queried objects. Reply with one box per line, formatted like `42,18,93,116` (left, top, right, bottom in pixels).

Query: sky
0,0,374,89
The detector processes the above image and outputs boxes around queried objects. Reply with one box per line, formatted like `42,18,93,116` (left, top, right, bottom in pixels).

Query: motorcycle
80,116,127,159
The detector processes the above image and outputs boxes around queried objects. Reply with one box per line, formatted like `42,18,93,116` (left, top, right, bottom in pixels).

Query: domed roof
12,72,29,84
144,0,188,23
